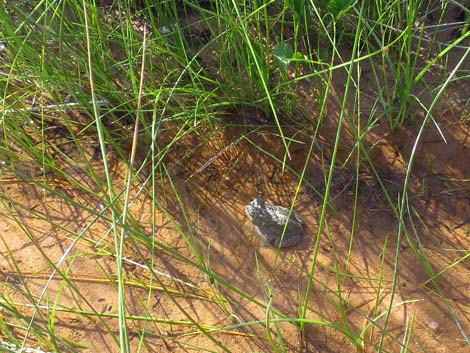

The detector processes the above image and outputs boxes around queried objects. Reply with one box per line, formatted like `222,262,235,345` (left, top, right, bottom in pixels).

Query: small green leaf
326,0,357,20
291,52,305,61
274,43,305,71
273,43,294,70
318,48,329,61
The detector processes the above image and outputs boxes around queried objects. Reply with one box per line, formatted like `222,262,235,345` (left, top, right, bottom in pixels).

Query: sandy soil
0,104,469,353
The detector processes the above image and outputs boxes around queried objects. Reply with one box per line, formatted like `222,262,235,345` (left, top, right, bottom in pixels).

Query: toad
245,198,304,248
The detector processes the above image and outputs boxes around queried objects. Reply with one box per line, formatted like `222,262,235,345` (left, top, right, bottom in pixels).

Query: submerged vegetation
0,0,469,352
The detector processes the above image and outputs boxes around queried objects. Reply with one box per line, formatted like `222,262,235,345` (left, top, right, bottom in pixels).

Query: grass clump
0,0,469,352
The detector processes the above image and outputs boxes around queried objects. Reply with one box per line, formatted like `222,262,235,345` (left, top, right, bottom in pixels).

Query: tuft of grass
0,0,469,352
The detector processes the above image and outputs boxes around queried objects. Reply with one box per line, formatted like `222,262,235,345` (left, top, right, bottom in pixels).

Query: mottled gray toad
245,198,304,248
